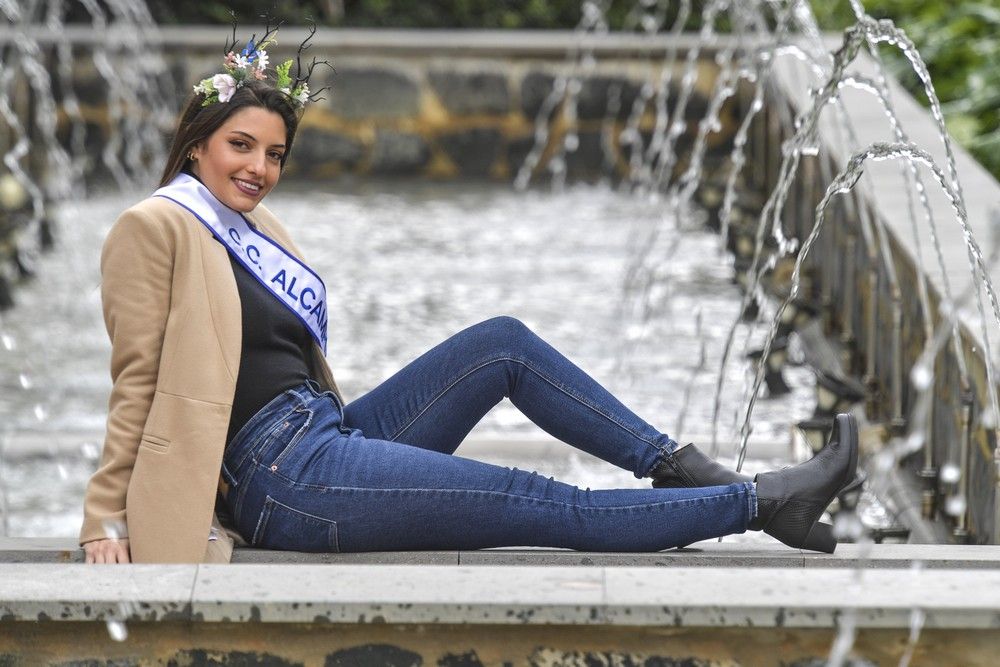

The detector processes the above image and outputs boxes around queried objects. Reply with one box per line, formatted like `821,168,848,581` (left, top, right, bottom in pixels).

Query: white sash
153,173,328,354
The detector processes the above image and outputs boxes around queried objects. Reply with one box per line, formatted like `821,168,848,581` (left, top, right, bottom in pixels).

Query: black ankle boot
649,444,753,489
749,413,860,553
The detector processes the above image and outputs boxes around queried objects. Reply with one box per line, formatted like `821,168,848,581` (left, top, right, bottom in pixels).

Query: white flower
193,78,213,95
212,73,238,103
233,54,250,70
293,83,310,105
255,49,269,71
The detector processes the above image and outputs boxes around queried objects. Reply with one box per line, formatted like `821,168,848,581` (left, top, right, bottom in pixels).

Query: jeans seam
251,496,274,547
389,355,665,456
269,476,749,510
233,463,258,522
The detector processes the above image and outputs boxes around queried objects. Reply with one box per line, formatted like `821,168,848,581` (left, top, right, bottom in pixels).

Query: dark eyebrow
229,130,286,150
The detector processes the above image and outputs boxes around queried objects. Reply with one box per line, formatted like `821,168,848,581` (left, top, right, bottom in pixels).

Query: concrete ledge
0,26,727,57
1,560,999,629
5,538,1000,569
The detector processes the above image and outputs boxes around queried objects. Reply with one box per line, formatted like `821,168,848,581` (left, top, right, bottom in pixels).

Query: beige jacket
79,195,344,563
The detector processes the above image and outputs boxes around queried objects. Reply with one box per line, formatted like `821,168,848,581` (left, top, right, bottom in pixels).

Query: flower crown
192,21,330,110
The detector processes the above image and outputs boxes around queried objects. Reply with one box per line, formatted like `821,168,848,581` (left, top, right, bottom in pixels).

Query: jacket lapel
197,222,243,381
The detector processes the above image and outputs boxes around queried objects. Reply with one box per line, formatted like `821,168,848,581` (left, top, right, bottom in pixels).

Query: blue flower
241,39,257,62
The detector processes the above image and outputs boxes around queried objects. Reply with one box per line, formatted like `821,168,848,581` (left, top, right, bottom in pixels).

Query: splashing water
736,141,999,470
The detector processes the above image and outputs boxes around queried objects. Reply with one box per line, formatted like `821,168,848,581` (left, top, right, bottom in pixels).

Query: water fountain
511,0,1000,662
510,0,999,543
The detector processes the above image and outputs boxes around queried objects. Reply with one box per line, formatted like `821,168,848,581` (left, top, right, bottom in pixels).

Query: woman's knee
475,315,534,353
482,315,530,338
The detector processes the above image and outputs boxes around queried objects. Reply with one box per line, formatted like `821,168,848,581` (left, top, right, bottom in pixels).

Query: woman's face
189,106,287,212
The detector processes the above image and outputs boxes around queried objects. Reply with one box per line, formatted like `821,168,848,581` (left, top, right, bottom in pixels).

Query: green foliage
811,1,1000,181
274,60,294,91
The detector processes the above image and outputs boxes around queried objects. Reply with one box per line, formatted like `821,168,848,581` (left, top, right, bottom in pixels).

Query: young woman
80,32,859,564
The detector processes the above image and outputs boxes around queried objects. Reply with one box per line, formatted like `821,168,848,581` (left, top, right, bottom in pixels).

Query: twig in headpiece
292,22,316,85
223,10,239,56
291,21,334,103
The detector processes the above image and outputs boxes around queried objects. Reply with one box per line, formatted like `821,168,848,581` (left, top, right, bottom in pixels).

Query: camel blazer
78,195,345,563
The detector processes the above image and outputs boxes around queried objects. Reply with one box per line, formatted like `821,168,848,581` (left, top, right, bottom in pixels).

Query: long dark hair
158,80,302,187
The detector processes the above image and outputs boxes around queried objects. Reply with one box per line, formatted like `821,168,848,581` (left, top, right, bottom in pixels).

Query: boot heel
800,521,836,553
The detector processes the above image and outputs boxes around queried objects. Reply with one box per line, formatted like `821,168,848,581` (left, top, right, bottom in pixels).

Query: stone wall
2,550,1000,665
0,28,742,189
276,57,729,182
0,28,739,313
72,51,733,184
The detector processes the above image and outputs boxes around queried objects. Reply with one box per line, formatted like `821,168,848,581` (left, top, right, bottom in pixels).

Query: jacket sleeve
79,207,174,545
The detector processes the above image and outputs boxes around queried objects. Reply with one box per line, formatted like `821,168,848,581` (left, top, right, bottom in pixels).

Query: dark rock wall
272,58,734,183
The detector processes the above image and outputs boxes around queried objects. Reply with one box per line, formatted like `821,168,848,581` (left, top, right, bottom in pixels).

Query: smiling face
189,106,287,212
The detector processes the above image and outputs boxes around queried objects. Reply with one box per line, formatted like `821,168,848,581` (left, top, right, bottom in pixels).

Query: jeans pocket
246,405,305,467
266,406,314,473
251,495,340,553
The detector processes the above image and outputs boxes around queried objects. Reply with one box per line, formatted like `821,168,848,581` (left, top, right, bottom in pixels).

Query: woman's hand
83,538,131,564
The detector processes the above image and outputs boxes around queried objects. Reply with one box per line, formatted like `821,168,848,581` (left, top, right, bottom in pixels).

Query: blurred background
84,0,996,183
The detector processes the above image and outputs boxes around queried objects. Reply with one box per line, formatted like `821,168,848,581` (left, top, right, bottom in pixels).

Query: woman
80,32,859,564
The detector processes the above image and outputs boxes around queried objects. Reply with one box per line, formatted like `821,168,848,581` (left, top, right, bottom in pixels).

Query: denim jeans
220,316,755,552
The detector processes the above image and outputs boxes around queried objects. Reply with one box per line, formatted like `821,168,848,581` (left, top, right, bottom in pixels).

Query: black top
173,166,317,447
222,236,317,447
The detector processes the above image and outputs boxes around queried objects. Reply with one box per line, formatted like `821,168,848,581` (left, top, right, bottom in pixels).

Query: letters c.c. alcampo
153,173,329,353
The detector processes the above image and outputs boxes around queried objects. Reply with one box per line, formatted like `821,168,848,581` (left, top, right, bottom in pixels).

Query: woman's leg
223,383,754,553
341,316,678,480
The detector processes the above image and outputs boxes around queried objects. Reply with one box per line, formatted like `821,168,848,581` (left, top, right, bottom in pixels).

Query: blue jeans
220,316,755,552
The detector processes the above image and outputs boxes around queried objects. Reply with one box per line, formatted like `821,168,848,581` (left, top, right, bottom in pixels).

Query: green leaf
275,59,293,89
945,114,982,145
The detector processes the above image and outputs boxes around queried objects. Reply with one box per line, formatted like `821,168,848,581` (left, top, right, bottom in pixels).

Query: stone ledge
0,26,733,57
1,561,999,629
4,538,1000,569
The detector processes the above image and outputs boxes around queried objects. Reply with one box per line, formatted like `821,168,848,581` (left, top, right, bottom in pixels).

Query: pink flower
212,73,237,103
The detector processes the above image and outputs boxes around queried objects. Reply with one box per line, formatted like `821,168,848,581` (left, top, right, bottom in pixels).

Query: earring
187,152,196,161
